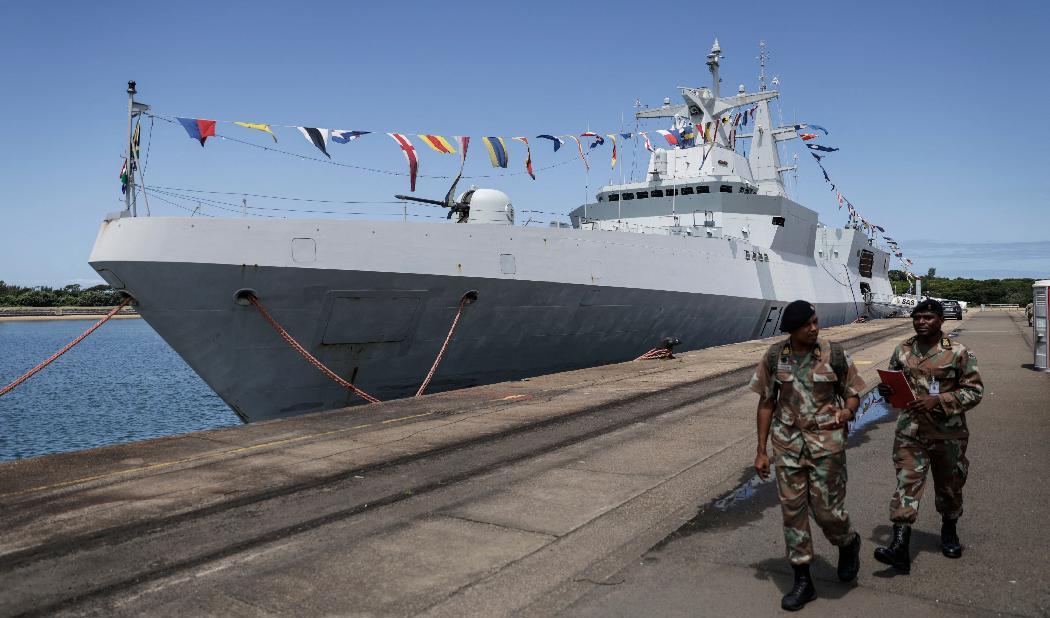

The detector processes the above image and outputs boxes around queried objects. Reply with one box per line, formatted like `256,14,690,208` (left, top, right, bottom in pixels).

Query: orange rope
415,293,472,397
247,294,381,404
0,298,132,398
634,347,674,361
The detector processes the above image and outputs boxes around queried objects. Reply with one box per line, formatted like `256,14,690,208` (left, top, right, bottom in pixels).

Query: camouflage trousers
890,432,969,523
773,447,855,565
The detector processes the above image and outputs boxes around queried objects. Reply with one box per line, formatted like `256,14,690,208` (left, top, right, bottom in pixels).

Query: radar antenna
758,40,768,91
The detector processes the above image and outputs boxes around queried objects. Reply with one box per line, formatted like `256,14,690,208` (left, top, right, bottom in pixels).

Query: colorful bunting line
483,136,509,169
387,133,419,192
297,127,330,158
511,136,535,180
177,117,217,146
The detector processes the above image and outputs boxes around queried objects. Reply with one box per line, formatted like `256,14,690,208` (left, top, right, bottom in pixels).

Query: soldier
751,300,865,612
874,299,983,573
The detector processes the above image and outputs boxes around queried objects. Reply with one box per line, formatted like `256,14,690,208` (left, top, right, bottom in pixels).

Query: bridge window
622,193,635,200
719,185,733,193
772,216,785,227
635,191,649,199
698,185,710,193
650,189,664,198
680,186,694,195
666,188,678,196
608,193,619,201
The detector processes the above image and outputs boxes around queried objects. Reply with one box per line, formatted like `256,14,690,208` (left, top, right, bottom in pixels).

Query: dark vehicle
942,300,963,320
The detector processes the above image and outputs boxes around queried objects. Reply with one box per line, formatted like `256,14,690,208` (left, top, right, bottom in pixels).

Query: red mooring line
0,298,133,398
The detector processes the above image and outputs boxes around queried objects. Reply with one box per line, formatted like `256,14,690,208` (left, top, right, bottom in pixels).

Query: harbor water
0,318,238,461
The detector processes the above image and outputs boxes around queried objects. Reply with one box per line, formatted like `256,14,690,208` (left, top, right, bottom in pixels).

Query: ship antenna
125,80,137,217
707,39,723,98
758,40,768,92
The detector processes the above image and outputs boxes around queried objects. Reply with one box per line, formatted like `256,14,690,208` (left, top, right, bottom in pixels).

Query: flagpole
126,80,136,217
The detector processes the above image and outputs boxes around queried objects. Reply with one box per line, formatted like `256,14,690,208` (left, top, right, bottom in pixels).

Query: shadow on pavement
750,556,859,600
649,394,897,553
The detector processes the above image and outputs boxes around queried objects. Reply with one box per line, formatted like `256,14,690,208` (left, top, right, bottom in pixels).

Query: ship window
745,250,751,260
635,191,649,199
680,187,695,195
666,188,678,196
622,193,635,200
698,185,710,193
772,216,785,227
608,193,619,201
650,189,664,198
597,196,603,202
719,185,733,193
738,186,745,193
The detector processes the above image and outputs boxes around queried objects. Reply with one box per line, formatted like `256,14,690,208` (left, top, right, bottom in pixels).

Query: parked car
942,300,963,320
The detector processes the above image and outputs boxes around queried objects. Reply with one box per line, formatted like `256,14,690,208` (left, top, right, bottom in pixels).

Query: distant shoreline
0,307,140,322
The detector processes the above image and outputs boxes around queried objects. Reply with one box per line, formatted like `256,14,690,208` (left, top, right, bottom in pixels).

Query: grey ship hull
89,216,890,423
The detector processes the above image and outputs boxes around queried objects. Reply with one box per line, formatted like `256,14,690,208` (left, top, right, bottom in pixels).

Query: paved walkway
2,312,1046,616
564,311,1049,617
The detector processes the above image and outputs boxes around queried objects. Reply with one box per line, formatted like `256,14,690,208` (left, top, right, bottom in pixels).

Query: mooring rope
0,298,133,398
246,293,381,404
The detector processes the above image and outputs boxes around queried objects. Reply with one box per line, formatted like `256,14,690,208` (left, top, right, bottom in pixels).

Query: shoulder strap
829,341,848,395
765,339,789,373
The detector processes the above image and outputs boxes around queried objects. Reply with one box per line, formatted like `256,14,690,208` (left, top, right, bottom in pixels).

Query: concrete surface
0,312,1045,617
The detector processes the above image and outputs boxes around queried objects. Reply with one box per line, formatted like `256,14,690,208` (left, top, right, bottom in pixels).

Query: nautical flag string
536,134,563,152
296,127,331,158
638,131,653,153
580,131,605,150
483,136,509,168
566,135,589,171
511,136,536,180
331,129,369,143
456,135,470,166
656,129,679,147
806,144,839,153
387,133,419,191
177,117,217,147
418,134,456,154
235,121,278,142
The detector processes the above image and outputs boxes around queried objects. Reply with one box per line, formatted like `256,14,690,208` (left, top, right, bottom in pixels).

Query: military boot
837,532,861,582
874,523,911,573
781,563,816,612
941,517,962,558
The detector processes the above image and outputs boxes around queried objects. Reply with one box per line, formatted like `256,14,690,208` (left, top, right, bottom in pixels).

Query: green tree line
888,270,1034,305
0,281,122,307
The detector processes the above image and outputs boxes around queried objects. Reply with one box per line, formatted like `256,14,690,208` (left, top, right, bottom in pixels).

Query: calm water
0,319,239,461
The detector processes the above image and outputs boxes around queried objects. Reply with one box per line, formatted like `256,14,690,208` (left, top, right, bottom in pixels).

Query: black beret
911,299,944,316
780,300,816,332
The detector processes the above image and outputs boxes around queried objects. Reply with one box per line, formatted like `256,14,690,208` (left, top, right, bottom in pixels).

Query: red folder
876,369,916,409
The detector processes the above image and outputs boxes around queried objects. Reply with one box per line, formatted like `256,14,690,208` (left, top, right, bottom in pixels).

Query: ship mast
758,40,768,92
706,39,723,98
125,80,136,217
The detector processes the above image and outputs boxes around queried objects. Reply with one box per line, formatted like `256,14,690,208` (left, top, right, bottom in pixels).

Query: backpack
764,339,848,403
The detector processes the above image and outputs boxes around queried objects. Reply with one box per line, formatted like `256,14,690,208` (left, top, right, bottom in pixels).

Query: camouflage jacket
750,339,866,458
888,334,983,439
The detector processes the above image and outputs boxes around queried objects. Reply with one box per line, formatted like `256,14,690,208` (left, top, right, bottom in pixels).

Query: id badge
929,380,940,395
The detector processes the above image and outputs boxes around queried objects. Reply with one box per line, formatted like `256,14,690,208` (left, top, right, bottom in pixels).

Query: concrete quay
0,311,1046,616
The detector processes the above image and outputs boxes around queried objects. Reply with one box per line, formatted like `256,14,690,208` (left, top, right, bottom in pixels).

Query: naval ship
89,41,894,422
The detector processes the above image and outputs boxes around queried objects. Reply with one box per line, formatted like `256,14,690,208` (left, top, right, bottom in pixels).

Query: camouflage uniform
887,335,983,523
750,339,866,565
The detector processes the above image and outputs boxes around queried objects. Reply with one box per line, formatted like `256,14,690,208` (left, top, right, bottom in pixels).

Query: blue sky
1,0,1047,285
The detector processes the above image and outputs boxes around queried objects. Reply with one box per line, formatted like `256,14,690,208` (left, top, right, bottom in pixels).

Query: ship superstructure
89,41,893,422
